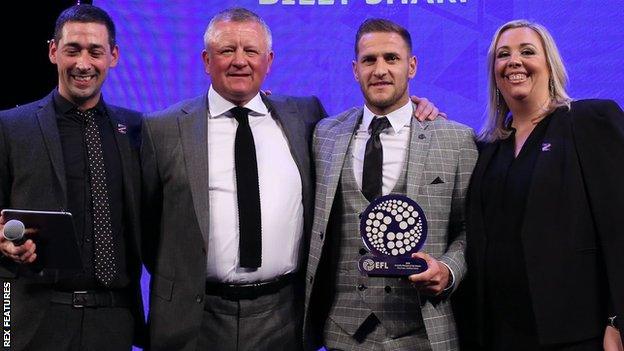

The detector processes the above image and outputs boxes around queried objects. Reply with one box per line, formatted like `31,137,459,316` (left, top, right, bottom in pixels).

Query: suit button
319,231,324,240
418,134,426,139
357,284,366,291
309,275,314,283
196,295,203,303
359,248,368,256
384,286,392,293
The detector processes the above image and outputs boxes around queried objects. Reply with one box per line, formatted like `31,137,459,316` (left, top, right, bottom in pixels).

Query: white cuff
440,261,455,292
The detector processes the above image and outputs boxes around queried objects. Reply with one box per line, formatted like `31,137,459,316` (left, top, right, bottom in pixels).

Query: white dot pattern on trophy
78,109,117,286
363,198,425,256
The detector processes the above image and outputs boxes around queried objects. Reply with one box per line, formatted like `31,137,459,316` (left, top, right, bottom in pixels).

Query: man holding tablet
0,4,144,351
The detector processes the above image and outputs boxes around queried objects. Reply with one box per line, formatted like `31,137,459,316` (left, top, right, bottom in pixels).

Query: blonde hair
479,19,572,142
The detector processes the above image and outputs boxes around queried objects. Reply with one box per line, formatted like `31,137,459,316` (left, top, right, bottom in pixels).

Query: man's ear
201,50,211,76
266,50,274,75
49,39,58,64
353,59,360,82
409,55,417,79
110,45,120,67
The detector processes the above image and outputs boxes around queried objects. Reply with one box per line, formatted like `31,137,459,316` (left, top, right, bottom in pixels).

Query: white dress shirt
352,101,413,194
205,86,304,283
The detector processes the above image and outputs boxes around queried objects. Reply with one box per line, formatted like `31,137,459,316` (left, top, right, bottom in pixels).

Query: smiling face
202,20,274,106
353,31,416,116
494,27,550,108
49,21,119,109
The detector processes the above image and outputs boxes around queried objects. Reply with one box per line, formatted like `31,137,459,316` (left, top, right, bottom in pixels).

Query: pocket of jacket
152,274,174,301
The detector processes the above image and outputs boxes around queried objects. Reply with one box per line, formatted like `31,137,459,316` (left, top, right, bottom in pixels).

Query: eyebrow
497,42,538,50
360,51,401,59
63,42,106,50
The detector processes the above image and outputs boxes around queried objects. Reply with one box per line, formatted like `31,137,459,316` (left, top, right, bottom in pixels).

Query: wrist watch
608,315,619,330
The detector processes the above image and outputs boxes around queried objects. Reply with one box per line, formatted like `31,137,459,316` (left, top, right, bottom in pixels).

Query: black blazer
0,91,145,349
462,99,624,346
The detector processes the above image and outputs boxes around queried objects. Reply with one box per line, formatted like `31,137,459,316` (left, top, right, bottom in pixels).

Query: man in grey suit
141,7,327,351
304,18,478,350
0,5,144,350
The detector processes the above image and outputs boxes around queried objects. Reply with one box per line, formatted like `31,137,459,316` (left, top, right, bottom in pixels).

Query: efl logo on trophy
358,194,428,276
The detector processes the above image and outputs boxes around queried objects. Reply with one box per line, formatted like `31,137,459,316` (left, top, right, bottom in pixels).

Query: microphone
3,219,26,245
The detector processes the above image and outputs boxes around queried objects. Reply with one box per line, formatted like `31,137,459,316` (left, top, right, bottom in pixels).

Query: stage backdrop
96,0,623,347
100,0,624,128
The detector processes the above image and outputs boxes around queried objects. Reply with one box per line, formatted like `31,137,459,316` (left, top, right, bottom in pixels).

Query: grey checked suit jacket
141,92,326,350
304,106,478,350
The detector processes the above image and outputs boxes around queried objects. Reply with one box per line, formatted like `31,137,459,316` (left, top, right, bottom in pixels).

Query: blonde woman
462,20,624,350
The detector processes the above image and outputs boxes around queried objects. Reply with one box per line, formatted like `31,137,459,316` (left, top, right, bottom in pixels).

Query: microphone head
4,219,25,241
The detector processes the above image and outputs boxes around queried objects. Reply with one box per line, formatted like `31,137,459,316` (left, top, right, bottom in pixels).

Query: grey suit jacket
0,90,145,350
304,106,478,350
142,92,326,350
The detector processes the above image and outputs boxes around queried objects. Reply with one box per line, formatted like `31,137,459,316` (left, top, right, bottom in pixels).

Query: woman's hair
479,19,572,142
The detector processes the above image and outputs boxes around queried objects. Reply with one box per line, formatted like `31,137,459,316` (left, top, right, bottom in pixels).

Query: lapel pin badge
541,143,551,152
117,123,127,134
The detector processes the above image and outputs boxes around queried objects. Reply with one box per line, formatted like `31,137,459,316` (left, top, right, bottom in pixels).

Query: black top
481,113,553,349
53,90,129,290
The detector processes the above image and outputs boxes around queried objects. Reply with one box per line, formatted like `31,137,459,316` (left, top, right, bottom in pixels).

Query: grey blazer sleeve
437,126,477,293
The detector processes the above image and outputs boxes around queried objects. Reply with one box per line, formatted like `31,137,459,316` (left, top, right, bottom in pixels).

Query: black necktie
77,108,116,286
231,106,262,268
362,116,390,202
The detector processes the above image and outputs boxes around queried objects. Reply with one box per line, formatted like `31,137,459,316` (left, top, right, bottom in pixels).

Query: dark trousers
196,284,301,351
25,303,134,351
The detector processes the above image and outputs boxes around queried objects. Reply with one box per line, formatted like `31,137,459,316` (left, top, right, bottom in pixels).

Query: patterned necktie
231,106,262,268
77,108,117,286
362,116,391,202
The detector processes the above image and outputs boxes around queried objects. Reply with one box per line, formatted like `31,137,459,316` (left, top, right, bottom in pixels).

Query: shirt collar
208,85,269,118
362,100,413,134
52,88,106,116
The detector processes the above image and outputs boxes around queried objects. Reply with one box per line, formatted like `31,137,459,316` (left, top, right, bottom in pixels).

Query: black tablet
1,209,83,270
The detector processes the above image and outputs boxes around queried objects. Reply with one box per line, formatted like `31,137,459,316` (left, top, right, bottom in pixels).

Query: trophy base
358,255,428,276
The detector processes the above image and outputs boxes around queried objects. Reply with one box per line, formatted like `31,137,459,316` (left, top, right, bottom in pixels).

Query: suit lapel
322,111,361,222
262,95,308,192
35,97,68,206
405,117,433,252
179,97,210,242
519,111,565,249
405,118,431,199
106,107,140,249
469,142,496,266
263,95,315,238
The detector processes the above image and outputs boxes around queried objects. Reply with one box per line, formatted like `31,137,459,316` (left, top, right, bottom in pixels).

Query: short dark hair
355,18,412,56
54,4,116,49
